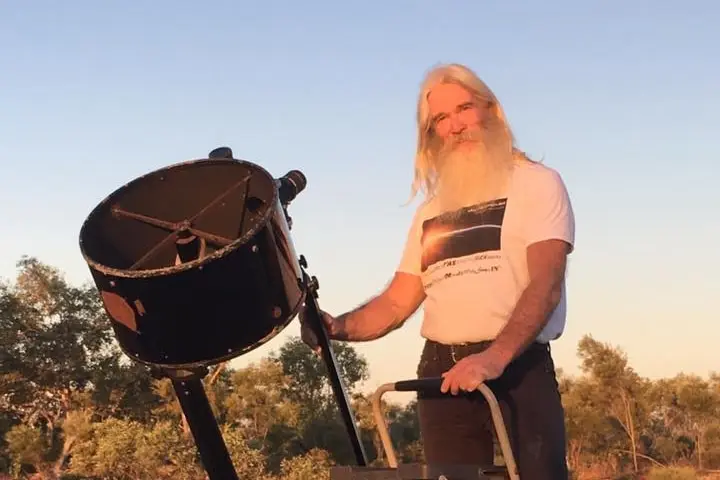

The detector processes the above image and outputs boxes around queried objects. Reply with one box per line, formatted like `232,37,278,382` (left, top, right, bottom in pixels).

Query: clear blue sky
1,1,718,398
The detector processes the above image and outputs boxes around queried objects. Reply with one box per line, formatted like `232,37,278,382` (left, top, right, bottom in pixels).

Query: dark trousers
416,340,569,479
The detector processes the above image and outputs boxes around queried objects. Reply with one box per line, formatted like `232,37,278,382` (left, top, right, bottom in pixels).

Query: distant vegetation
1,257,719,479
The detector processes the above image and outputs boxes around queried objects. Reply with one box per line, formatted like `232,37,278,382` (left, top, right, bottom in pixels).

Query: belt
427,339,549,364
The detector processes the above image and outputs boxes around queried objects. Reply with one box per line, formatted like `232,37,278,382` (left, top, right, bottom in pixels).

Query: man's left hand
440,350,510,395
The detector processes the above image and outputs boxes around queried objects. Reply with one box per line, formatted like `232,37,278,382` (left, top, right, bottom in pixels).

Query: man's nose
450,116,466,134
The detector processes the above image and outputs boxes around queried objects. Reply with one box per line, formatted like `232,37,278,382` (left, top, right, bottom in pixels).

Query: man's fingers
452,371,467,395
322,312,335,331
300,323,319,350
440,364,485,395
440,371,452,394
300,311,335,356
441,368,463,395
461,377,482,392
440,377,452,394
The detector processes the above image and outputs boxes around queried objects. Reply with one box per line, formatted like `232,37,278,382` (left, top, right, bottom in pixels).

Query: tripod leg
167,369,239,480
302,274,369,466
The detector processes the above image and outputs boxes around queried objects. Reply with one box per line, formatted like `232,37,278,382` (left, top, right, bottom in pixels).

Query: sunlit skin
428,83,483,138
427,83,486,153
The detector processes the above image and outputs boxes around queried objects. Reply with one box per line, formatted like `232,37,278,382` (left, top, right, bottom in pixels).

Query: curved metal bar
369,377,520,480
370,382,399,467
476,383,519,479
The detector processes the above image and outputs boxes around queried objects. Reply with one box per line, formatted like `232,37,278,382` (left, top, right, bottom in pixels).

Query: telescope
78,146,520,480
78,146,368,478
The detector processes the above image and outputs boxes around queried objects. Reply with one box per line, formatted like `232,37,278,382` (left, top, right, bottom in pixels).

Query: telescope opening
80,160,274,275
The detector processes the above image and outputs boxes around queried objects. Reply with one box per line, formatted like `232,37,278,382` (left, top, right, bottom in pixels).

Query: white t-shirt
397,160,575,345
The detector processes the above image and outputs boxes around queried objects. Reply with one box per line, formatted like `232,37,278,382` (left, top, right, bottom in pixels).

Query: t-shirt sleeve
523,168,576,252
396,207,425,276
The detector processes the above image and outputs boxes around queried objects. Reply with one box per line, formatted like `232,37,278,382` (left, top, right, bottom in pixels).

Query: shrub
646,466,698,480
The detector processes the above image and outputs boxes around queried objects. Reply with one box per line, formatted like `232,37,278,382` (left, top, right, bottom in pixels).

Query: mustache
441,129,484,153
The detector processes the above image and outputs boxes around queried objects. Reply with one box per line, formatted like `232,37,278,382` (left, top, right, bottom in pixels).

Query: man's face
425,82,512,212
427,82,484,152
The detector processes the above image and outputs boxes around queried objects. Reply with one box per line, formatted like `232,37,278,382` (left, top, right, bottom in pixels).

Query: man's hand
440,350,510,395
299,307,341,354
299,272,425,351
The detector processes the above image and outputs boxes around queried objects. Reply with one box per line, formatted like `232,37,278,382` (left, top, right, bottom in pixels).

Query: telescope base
165,367,239,480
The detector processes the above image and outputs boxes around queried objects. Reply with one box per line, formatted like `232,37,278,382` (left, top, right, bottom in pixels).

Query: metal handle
370,377,519,480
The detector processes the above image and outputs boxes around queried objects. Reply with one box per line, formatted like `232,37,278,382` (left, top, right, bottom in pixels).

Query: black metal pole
300,269,369,466
168,235,239,479
166,368,240,480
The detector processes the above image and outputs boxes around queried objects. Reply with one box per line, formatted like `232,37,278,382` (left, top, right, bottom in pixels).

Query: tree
576,335,652,473
650,374,720,469
272,337,369,413
67,417,202,479
0,257,161,478
559,372,623,473
279,448,333,480
222,358,301,450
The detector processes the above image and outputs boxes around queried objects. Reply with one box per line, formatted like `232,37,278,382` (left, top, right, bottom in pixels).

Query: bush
646,466,698,480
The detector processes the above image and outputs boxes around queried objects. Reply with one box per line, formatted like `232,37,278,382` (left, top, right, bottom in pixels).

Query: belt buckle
449,344,465,364
449,342,475,363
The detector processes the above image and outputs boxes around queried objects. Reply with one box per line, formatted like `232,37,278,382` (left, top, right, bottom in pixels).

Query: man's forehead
427,83,474,112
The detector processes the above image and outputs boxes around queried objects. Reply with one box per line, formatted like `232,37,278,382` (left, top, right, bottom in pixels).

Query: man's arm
485,165,575,364
486,238,570,364
332,272,426,342
327,200,427,342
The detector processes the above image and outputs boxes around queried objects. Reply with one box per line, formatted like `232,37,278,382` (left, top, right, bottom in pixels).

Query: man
301,63,574,479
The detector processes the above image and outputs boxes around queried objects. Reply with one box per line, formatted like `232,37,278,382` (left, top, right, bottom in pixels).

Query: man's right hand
297,272,424,349
299,306,342,354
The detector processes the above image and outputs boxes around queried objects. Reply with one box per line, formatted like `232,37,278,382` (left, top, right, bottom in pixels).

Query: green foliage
563,335,720,478
5,424,47,467
271,337,369,416
0,258,414,479
220,425,269,478
1,259,719,479
279,448,333,480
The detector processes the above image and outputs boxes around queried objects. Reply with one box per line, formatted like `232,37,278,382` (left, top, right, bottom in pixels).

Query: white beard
433,135,514,217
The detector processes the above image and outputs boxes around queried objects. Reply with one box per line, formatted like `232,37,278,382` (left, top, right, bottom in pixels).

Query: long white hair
410,63,522,201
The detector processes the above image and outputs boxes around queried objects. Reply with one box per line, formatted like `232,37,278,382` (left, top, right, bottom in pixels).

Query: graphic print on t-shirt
420,198,507,290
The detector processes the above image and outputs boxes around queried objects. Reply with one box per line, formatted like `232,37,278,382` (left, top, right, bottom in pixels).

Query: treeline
1,257,719,479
